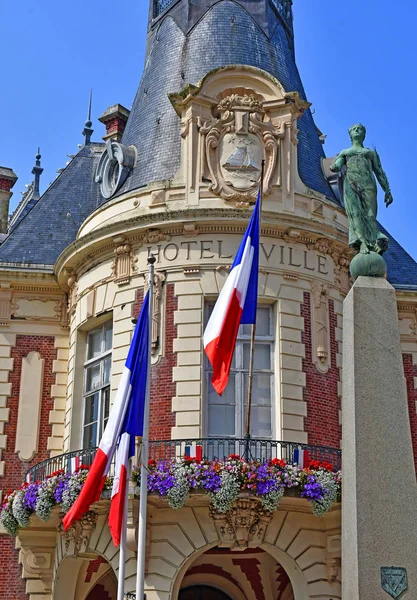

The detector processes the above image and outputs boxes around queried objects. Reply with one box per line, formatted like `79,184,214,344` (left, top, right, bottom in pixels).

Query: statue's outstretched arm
329,153,346,173
372,150,393,207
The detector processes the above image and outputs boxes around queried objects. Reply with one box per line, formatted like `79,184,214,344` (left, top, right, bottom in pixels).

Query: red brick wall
0,335,57,600
0,537,28,599
403,354,417,470
302,293,341,448
133,285,177,440
2,336,57,491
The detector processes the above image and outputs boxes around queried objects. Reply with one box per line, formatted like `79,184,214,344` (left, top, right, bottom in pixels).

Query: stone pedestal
342,277,417,599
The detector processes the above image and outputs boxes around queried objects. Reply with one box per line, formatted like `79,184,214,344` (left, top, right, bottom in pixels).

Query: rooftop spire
31,148,43,200
82,89,94,146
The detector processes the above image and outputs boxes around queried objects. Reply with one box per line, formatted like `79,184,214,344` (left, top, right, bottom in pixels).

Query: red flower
270,458,286,468
228,454,241,461
308,460,320,470
75,464,91,472
319,461,334,472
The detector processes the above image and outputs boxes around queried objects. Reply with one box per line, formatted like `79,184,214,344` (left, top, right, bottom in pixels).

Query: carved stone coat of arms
203,94,281,201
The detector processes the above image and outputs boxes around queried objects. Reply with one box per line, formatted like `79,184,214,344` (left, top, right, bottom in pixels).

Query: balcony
26,438,341,482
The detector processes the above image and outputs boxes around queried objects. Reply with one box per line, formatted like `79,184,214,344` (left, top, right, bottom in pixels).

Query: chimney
0,167,18,234
98,104,130,142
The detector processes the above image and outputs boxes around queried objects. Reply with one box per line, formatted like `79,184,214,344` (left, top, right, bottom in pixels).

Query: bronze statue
330,124,393,256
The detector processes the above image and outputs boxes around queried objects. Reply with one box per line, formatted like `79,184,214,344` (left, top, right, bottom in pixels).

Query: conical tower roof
119,0,335,201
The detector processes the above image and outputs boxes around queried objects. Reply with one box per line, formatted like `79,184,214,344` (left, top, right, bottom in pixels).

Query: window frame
82,321,113,449
204,303,276,440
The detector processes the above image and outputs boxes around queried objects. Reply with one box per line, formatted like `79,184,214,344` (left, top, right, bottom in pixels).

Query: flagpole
245,160,265,448
117,476,129,600
136,253,155,600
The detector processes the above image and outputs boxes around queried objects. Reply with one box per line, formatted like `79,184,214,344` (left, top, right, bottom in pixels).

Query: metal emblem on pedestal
381,567,408,598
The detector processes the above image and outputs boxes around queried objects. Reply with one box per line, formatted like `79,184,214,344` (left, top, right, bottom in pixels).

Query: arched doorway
178,546,294,600
179,586,233,600
54,553,117,600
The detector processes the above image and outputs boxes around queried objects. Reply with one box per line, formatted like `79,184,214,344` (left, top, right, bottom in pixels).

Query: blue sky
1,0,415,259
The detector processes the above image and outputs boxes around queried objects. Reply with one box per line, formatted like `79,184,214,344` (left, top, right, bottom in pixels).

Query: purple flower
23,484,38,510
300,475,325,501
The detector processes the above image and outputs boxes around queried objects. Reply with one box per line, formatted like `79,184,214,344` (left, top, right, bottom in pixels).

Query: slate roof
0,143,104,267
119,0,337,202
380,224,417,289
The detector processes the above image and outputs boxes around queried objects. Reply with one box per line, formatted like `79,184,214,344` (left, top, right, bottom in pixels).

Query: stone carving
210,497,273,549
111,235,138,285
95,139,136,199
330,124,393,279
59,510,98,557
65,269,78,316
18,530,57,595
140,228,171,246
311,282,330,371
145,271,165,355
380,567,408,599
203,94,282,201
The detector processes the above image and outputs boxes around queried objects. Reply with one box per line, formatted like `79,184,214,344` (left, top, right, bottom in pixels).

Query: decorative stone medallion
204,94,281,202
381,567,408,599
95,139,136,199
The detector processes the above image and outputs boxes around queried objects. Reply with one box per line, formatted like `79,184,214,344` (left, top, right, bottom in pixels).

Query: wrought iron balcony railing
26,438,341,483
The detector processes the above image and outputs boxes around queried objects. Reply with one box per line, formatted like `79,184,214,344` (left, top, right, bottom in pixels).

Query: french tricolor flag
63,293,150,546
293,447,310,468
185,444,203,461
204,191,261,395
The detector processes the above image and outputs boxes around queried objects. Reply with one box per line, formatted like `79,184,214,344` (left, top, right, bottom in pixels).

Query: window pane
104,323,113,352
250,406,272,438
207,374,236,406
84,393,99,424
85,363,101,392
87,329,102,360
241,307,271,337
256,307,271,336
103,357,111,386
245,374,272,405
243,344,271,370
83,423,98,448
208,405,235,436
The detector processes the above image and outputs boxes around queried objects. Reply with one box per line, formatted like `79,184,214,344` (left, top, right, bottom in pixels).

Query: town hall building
0,0,416,598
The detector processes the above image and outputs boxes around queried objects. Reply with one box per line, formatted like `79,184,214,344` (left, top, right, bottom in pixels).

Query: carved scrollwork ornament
205,94,282,201
95,140,136,199
210,497,273,549
59,510,98,557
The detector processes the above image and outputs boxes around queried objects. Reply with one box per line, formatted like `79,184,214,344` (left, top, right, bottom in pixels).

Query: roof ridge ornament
82,89,94,146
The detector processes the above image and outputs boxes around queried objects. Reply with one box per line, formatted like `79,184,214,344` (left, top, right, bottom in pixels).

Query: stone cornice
55,207,350,287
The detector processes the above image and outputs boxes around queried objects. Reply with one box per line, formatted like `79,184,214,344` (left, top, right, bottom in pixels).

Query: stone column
342,277,417,599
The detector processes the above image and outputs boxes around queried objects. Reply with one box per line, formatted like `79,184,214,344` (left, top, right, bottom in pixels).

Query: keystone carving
210,497,273,549
202,94,282,201
311,281,330,372
111,235,138,285
59,510,98,557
